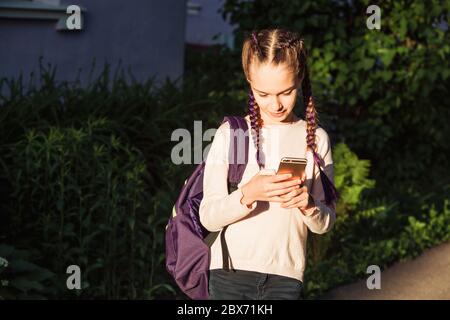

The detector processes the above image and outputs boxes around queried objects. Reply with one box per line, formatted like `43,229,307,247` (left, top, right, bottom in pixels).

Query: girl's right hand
240,172,302,206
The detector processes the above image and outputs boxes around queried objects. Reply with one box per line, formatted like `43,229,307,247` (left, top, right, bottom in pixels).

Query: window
187,1,202,16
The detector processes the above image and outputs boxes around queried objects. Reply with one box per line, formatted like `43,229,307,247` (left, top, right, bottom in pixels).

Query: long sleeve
299,129,336,234
199,122,257,232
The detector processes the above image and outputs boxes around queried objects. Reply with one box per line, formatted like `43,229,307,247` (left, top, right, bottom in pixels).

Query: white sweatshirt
199,115,336,281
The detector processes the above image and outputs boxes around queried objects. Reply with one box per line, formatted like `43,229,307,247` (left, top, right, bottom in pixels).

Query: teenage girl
199,28,339,300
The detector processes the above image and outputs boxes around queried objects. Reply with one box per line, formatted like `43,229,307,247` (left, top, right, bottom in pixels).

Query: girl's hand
280,172,315,211
240,171,302,206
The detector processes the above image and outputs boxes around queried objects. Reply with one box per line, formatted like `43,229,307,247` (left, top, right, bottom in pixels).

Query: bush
0,244,57,299
2,118,167,298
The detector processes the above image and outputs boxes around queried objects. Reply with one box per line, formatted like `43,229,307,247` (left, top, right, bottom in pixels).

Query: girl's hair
242,28,339,207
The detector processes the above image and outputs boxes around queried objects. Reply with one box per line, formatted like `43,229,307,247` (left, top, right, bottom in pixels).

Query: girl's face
248,62,300,125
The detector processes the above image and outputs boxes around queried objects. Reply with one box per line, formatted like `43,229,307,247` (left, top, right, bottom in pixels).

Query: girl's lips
270,110,285,118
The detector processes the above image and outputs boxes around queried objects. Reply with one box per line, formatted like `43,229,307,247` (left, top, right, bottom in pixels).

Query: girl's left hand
280,172,314,211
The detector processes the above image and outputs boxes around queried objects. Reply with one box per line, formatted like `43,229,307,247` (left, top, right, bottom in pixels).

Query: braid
302,63,340,206
251,31,263,57
248,90,263,169
301,63,318,155
278,36,301,51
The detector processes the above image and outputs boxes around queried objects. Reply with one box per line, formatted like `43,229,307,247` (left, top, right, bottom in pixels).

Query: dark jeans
208,269,303,300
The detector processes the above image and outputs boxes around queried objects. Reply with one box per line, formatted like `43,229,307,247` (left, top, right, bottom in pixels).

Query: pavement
322,241,450,300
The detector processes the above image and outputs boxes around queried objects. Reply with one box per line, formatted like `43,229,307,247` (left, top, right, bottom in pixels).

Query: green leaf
0,245,15,257
10,277,45,292
9,260,41,273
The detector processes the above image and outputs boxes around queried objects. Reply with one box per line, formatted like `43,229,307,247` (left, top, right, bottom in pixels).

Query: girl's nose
270,96,283,110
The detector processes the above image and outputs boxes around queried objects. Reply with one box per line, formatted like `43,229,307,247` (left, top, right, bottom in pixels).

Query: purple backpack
165,116,249,300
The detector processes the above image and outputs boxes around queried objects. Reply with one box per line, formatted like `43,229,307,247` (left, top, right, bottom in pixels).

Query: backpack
165,116,250,300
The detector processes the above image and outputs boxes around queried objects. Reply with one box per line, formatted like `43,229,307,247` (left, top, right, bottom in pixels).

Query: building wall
0,0,186,86
185,0,234,48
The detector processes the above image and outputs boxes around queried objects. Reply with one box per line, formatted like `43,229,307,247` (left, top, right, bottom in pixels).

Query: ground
322,241,450,299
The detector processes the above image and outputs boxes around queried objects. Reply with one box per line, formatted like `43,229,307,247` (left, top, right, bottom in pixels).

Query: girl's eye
258,91,293,98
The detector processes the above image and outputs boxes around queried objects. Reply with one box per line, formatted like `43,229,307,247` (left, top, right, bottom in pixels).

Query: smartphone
277,157,307,180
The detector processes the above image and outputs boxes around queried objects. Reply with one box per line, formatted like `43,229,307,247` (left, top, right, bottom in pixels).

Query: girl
199,28,339,300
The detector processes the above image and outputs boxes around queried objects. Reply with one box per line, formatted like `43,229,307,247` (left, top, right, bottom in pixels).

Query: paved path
322,241,450,299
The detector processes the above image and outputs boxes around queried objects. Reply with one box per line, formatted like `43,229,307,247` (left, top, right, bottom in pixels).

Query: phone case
277,157,307,178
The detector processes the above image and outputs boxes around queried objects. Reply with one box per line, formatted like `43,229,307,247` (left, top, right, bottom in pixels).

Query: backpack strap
311,149,340,207
222,116,249,191
220,116,249,272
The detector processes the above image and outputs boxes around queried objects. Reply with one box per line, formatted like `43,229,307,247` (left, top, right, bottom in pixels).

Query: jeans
208,269,303,300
